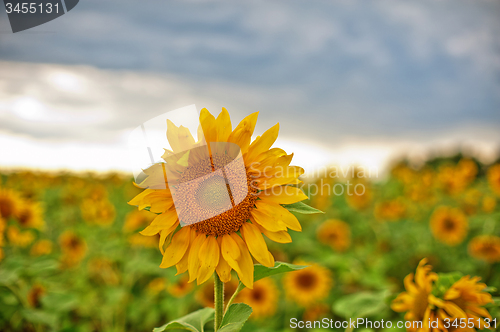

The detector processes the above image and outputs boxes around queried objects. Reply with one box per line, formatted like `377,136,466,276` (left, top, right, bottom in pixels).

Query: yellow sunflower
392,259,494,332
374,199,407,222
27,284,45,308
237,277,278,319
147,277,167,295
80,197,116,226
482,195,496,213
123,210,155,233
129,108,306,288
6,226,35,247
487,164,500,196
430,206,468,246
468,235,500,264
168,275,194,298
0,188,23,220
284,262,332,307
316,219,351,252
15,200,44,230
391,259,437,330
30,239,53,257
59,231,87,267
303,303,330,322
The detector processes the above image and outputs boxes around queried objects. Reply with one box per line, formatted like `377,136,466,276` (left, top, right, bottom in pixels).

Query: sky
0,0,499,175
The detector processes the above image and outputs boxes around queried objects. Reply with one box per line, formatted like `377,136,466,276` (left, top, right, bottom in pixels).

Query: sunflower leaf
254,261,307,283
282,202,323,214
218,303,252,332
153,307,214,332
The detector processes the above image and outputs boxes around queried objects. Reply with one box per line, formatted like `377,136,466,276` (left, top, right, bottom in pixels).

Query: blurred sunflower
128,233,158,248
80,197,116,226
168,275,194,298
303,303,330,322
392,259,493,332
123,210,155,233
59,231,87,267
27,284,45,308
88,258,120,285
345,184,372,210
316,219,351,252
30,239,53,256
468,235,500,264
482,195,496,213
15,200,44,229
374,199,406,222
147,278,166,295
6,226,35,247
487,164,500,196
391,259,437,329
430,206,468,246
129,108,306,288
284,262,332,307
0,188,22,220
237,277,278,319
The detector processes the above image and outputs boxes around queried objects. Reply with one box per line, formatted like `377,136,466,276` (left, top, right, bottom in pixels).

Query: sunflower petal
200,108,217,144
140,209,178,236
230,233,254,289
188,233,206,283
228,112,259,154
197,236,220,284
254,223,292,243
251,209,287,232
255,200,302,231
160,227,191,268
216,108,232,142
240,222,274,267
246,123,279,163
215,238,232,283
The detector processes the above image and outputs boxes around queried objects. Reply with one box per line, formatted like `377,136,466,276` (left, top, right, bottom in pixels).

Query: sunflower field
1,112,500,332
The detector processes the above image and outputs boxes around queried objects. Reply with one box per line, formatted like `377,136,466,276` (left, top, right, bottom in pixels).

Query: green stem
214,273,224,331
224,283,245,314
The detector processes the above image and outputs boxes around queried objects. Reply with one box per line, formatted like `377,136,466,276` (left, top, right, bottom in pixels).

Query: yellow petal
251,209,287,232
175,230,196,275
216,108,232,142
240,222,274,267
197,236,220,285
140,209,178,236
254,223,292,243
128,189,155,208
160,227,191,268
245,123,279,163
228,112,259,154
230,233,254,289
260,186,308,204
215,238,232,282
255,200,302,231
200,108,217,144
188,233,206,283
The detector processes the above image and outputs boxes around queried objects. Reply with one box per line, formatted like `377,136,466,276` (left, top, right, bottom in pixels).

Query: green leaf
218,303,252,332
333,290,390,319
432,272,463,298
254,262,307,283
282,202,323,214
153,307,214,332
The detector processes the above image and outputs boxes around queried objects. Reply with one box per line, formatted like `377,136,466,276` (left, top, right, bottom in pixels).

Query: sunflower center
443,218,456,231
251,288,265,302
296,272,317,290
0,198,14,219
177,153,257,237
17,210,31,226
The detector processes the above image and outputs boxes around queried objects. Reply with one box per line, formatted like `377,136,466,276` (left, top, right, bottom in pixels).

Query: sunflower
147,278,167,295
482,195,496,213
468,235,500,264
27,284,45,308
374,199,407,222
129,108,306,288
6,226,35,247
487,164,500,196
123,210,155,233
392,259,494,332
284,262,332,307
237,277,278,319
80,197,116,226
128,233,159,248
30,239,53,256
88,258,120,285
430,206,468,246
345,183,372,210
303,303,330,322
316,219,351,252
15,200,44,229
0,188,22,220
168,275,194,298
59,231,87,267
391,259,437,330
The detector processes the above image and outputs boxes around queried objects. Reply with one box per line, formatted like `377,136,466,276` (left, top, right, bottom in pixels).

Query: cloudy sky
0,0,499,174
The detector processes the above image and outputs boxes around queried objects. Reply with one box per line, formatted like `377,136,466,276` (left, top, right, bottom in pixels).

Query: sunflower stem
224,282,245,314
214,273,224,331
